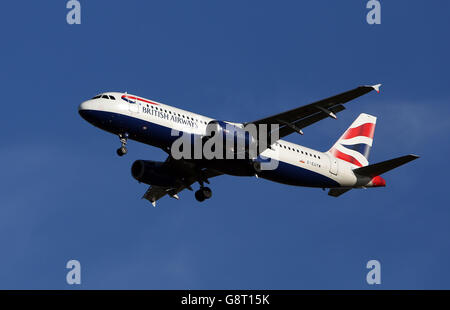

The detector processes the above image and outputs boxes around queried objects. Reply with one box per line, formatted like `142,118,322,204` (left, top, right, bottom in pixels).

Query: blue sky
0,0,449,289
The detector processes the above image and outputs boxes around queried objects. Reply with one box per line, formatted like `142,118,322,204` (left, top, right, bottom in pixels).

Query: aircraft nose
78,99,97,123
78,99,92,112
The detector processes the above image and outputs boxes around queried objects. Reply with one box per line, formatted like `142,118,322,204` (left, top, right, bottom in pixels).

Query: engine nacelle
205,120,256,157
131,160,179,187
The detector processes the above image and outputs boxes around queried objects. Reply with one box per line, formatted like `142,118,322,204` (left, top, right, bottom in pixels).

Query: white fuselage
79,92,376,189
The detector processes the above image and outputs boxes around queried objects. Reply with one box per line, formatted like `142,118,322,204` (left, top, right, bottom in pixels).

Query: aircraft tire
201,187,212,199
116,147,127,156
195,190,205,202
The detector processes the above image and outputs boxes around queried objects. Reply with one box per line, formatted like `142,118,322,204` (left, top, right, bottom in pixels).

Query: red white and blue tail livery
78,84,419,205
329,113,376,168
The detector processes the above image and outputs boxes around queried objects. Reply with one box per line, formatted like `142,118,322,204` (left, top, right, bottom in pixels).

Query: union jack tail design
328,113,376,167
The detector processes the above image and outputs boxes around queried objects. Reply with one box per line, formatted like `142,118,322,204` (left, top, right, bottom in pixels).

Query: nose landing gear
116,133,128,156
195,186,212,202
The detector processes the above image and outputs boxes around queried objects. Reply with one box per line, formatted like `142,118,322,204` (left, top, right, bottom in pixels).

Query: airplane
78,84,419,206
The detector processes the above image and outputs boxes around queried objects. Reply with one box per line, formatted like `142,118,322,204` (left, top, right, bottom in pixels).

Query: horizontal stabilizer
328,188,351,197
353,154,419,177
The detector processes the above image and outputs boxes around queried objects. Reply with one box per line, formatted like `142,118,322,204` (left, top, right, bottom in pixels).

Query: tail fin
329,113,376,167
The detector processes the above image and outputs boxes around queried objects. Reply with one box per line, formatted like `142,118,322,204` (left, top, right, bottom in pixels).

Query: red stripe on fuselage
342,123,375,140
330,149,363,167
123,95,159,105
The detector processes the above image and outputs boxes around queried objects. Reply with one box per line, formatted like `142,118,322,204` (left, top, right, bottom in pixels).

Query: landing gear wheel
116,146,127,156
116,133,128,156
195,187,212,202
195,190,205,202
201,187,212,199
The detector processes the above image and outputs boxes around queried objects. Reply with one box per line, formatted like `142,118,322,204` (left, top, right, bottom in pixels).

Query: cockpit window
92,94,116,100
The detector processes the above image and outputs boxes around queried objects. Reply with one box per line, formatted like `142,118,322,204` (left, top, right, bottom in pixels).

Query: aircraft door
329,154,338,175
128,96,140,113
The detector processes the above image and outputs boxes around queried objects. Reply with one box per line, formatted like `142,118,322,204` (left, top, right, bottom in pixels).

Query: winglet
372,84,382,93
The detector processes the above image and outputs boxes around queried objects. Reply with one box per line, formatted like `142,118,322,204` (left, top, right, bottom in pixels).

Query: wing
247,84,381,140
142,162,222,206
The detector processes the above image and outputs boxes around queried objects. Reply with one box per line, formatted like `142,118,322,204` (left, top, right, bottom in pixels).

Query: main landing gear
116,133,128,156
195,186,212,202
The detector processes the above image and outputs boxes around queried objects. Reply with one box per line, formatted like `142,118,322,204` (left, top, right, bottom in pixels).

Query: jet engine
131,160,179,187
204,120,257,158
